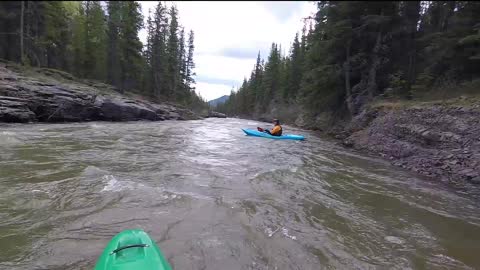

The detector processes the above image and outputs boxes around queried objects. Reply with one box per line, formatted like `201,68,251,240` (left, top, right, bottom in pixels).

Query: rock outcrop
207,111,227,118
342,101,480,186
0,62,200,123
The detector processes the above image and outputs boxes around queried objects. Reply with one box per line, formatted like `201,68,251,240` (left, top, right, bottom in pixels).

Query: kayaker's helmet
273,119,280,125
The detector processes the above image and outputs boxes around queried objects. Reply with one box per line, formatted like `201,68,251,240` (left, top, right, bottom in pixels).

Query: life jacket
271,125,282,136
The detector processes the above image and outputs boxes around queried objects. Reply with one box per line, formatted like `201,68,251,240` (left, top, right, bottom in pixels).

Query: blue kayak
242,129,305,140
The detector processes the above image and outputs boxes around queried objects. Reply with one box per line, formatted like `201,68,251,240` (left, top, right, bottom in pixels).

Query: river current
1,118,479,269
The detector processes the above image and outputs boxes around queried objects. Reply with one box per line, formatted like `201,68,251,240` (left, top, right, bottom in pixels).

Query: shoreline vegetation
0,1,209,116
0,60,201,123
214,1,480,187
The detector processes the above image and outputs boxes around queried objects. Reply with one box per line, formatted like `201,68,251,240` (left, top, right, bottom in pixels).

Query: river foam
0,131,22,146
101,175,145,192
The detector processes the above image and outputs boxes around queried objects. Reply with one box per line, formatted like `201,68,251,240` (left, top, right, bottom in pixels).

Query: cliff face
342,100,480,186
0,62,200,123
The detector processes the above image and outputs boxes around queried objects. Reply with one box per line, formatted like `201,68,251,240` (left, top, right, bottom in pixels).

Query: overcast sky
139,1,316,101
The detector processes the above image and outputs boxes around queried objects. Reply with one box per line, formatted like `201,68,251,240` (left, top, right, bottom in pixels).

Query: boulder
0,63,200,123
98,97,158,121
208,111,227,118
0,97,36,122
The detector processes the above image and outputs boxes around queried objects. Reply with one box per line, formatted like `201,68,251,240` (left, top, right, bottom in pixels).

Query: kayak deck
94,229,172,270
242,129,305,140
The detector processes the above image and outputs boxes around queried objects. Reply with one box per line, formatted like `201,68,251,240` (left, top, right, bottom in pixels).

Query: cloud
196,75,242,87
195,55,255,82
213,47,260,60
138,1,317,101
194,82,234,101
261,1,305,23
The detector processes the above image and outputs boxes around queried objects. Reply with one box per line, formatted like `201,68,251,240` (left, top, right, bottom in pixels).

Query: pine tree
145,9,153,67
0,2,21,62
72,3,86,77
177,27,187,102
143,9,154,95
83,1,107,81
285,32,302,100
150,1,169,99
119,1,144,91
252,52,264,106
41,1,70,69
186,30,196,90
106,1,122,89
166,5,180,100
261,43,281,110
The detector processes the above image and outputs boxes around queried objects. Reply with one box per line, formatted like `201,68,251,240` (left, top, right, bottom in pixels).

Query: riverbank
2,60,478,188
340,97,480,187
0,60,200,123
240,95,480,188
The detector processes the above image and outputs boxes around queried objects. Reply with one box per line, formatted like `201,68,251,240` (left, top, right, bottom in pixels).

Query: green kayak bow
94,229,172,270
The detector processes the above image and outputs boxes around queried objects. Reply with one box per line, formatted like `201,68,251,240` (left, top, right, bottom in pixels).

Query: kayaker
257,119,282,136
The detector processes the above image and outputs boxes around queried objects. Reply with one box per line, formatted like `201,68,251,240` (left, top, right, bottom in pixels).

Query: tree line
0,1,206,109
216,1,480,120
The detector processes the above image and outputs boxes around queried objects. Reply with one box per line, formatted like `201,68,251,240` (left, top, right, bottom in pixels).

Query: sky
138,1,317,101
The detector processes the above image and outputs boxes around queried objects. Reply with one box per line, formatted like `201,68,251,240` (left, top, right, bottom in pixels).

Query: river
1,118,479,270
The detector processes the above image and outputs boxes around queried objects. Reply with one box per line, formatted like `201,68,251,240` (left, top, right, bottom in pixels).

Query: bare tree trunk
84,1,91,77
442,1,456,32
343,40,354,116
154,71,161,98
366,30,382,100
405,1,421,92
20,1,25,65
26,1,30,60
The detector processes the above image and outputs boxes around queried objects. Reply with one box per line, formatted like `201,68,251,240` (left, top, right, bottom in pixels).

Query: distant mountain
208,95,229,106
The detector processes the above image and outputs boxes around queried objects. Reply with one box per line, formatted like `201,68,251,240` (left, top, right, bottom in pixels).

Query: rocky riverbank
0,61,200,123
248,97,480,188
207,111,227,118
340,99,480,187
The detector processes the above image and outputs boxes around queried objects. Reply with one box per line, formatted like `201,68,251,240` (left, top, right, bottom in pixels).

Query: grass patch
414,79,480,101
34,68,75,81
0,59,122,96
372,79,480,110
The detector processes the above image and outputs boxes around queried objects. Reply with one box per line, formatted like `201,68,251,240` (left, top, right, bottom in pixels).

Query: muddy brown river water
1,118,479,269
